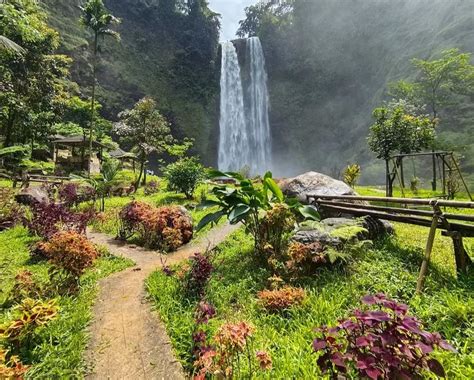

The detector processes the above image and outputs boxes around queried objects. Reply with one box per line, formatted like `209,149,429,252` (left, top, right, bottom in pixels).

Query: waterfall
218,41,249,173
218,37,271,175
245,37,271,175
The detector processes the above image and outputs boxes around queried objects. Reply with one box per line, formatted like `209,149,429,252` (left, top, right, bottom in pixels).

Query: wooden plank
317,200,435,217
307,194,474,208
318,203,474,236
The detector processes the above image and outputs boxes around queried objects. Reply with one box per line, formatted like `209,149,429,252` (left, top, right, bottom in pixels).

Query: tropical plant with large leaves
197,171,315,253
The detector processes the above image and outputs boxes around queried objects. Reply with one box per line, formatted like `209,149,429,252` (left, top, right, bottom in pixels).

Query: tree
389,49,474,190
368,102,436,196
0,0,71,148
80,0,120,176
114,97,174,189
390,49,474,119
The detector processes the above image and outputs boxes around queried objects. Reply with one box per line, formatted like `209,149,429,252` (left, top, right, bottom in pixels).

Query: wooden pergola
52,135,108,174
385,151,472,201
109,148,138,171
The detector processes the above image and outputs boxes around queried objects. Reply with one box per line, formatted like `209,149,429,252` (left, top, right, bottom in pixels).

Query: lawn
147,191,474,379
0,226,134,378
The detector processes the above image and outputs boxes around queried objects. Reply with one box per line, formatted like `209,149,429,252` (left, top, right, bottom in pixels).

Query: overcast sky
208,0,257,41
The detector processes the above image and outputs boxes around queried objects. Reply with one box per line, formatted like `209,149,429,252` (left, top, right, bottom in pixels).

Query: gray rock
293,229,342,248
279,171,357,204
15,187,49,205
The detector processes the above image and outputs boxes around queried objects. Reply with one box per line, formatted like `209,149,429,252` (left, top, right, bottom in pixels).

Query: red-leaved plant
312,293,455,379
183,252,213,299
25,201,94,239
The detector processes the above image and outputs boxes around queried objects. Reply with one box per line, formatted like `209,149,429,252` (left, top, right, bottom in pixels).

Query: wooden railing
307,194,474,293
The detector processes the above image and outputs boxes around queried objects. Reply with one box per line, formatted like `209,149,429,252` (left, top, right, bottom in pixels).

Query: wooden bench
307,194,474,293
14,174,71,188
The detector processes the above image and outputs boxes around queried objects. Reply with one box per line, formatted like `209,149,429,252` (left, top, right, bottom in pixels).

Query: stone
292,216,393,248
279,171,357,204
15,186,49,205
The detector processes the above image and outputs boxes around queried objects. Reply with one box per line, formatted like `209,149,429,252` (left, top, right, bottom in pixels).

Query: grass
0,226,134,378
147,191,474,379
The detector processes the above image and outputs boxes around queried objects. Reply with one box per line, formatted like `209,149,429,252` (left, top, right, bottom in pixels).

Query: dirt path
85,223,238,380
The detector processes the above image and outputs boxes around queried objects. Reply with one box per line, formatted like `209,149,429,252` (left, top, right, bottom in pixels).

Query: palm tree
0,35,24,53
80,0,120,176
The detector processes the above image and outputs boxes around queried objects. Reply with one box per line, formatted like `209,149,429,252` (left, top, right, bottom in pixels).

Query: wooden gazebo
52,135,108,175
109,148,138,171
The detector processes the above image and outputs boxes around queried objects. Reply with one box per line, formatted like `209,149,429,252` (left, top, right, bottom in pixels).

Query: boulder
15,187,49,205
279,171,357,204
293,216,393,248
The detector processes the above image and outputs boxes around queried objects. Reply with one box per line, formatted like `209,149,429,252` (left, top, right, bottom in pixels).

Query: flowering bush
25,201,94,239
257,286,306,312
183,252,213,299
0,298,59,350
36,231,98,280
0,348,29,379
312,293,455,379
119,201,193,251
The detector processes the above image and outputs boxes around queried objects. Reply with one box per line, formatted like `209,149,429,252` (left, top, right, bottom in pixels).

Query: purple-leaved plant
312,293,455,379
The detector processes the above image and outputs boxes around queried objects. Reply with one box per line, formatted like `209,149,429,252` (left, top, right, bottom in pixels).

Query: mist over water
218,37,272,175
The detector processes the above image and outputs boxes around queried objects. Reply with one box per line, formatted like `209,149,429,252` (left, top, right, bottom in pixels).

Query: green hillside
43,0,221,166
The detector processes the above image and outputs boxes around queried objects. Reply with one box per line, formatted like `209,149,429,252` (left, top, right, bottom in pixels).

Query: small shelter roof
109,148,137,160
53,135,108,149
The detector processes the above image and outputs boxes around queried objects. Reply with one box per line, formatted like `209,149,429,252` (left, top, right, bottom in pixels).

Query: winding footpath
85,223,238,380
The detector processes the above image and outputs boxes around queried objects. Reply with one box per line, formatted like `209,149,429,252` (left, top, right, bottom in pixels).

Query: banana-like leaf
197,199,224,210
299,205,321,221
264,177,284,202
197,210,225,231
229,204,251,223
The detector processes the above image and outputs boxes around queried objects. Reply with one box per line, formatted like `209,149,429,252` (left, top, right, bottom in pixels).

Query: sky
208,0,257,41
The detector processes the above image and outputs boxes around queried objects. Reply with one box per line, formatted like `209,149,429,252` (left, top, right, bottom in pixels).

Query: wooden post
399,157,405,189
416,212,439,294
444,231,472,274
432,150,437,191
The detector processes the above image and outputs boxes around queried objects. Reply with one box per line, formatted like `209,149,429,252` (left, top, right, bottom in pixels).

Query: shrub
36,231,98,280
0,298,59,350
9,270,43,303
25,201,94,239
183,252,213,299
0,348,29,379
312,293,455,379
119,201,193,251
257,286,306,312
193,321,272,379
0,189,24,231
343,164,361,188
144,179,159,195
165,157,205,199
284,241,327,276
198,171,303,258
58,182,96,206
257,203,295,261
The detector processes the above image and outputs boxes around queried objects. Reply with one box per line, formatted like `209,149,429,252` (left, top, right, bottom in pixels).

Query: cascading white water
218,41,249,172
218,37,271,175
246,36,271,174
